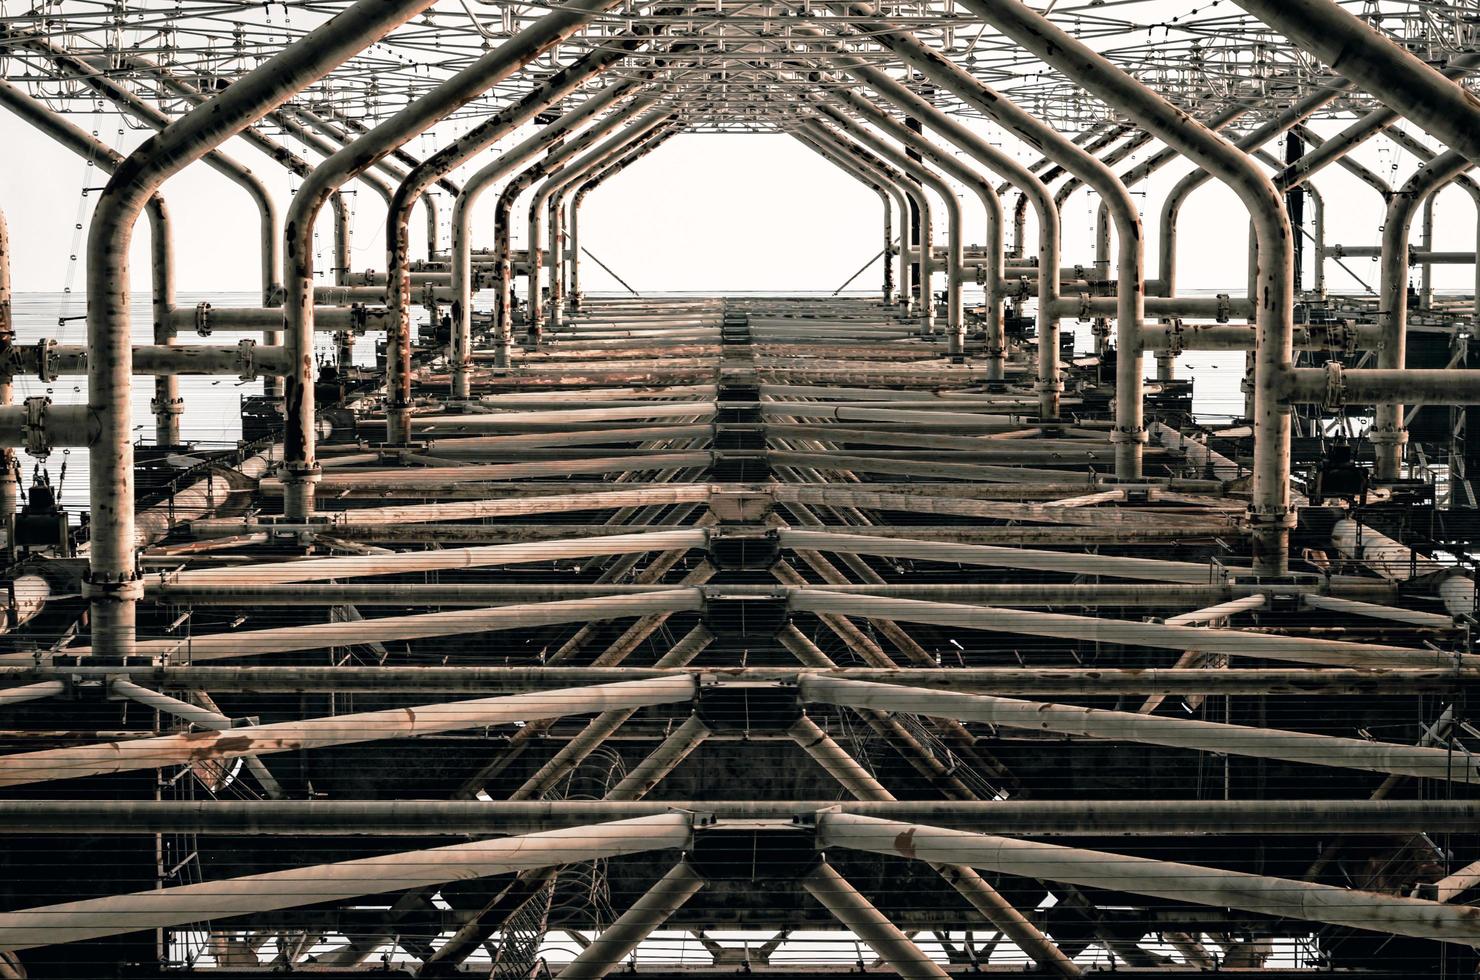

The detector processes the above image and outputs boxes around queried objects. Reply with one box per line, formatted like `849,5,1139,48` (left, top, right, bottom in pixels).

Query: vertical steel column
554,124,677,323
525,110,672,336
963,0,1295,573
802,862,950,980
557,863,705,980
812,103,955,343
821,84,992,361
837,62,1061,412
569,128,681,311
805,120,931,321
797,127,913,312
450,81,640,392
1373,151,1472,479
82,0,433,658
500,103,667,357
382,29,656,429
281,0,623,511
0,80,178,444
831,5,1143,476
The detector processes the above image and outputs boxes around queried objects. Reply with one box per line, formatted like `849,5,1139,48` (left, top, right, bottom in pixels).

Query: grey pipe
802,862,949,980
81,0,435,658
281,0,624,517
451,81,639,391
833,2,1144,477
558,863,705,980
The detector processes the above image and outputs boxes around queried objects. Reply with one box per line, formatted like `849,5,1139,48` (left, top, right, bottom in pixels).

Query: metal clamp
34,338,59,383
22,396,50,458
1215,293,1231,324
235,338,258,381
1166,318,1185,358
193,301,212,337
1322,359,1346,409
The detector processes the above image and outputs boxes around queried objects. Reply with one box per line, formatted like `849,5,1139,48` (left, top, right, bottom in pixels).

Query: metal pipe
605,713,712,800
1372,151,1473,478
81,0,433,660
558,862,705,980
526,109,674,338
801,861,950,980
832,62,1061,412
383,21,651,435
547,123,678,330
1235,0,1480,169
36,591,704,663
0,78,179,444
3,798,1479,836
791,590,1466,668
794,131,912,311
569,129,681,310
282,0,622,515
452,81,638,390
804,122,928,317
833,3,1143,474
820,83,995,360
0,815,692,952
818,812,1480,947
0,676,697,786
800,675,1477,783
963,0,1295,573
813,103,956,343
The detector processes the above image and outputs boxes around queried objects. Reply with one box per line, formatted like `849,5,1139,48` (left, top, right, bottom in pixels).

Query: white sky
1,110,1475,297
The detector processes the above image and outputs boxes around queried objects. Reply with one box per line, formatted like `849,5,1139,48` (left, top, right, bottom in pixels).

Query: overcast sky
2,108,1474,300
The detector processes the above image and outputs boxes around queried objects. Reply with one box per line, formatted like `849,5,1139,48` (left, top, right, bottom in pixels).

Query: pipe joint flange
1072,264,1087,282
1246,502,1298,531
1321,360,1346,410
349,302,369,333
235,339,259,382
1033,378,1066,395
421,281,439,310
278,461,323,488
21,396,50,458
82,571,145,603
1076,292,1093,321
983,344,1007,360
1215,293,1232,324
1330,244,1346,260
34,339,59,383
150,396,185,418
975,265,987,287
1109,424,1148,446
1166,318,1185,358
193,301,212,337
